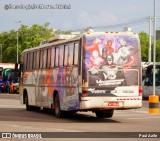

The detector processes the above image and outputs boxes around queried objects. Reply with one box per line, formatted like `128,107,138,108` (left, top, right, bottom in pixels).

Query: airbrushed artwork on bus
82,33,140,88
57,67,79,110
33,67,79,111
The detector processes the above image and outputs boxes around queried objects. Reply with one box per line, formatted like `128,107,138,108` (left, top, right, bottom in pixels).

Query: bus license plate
108,102,119,106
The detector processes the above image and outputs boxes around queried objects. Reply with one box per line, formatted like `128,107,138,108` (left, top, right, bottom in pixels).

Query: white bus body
19,31,142,118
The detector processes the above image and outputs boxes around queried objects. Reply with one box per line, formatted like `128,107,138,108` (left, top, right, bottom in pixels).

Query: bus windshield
144,67,160,86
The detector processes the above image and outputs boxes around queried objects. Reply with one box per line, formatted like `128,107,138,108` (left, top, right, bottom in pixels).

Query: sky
0,0,160,34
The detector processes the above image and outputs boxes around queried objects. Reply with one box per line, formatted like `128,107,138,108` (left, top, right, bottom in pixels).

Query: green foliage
139,32,149,62
156,40,160,62
0,23,53,63
139,32,160,62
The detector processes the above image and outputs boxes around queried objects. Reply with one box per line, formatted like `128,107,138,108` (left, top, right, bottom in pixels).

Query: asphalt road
0,94,159,141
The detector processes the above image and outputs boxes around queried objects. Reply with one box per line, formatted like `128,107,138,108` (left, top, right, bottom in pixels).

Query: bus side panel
34,70,50,107
23,71,36,106
32,67,80,111
52,67,80,111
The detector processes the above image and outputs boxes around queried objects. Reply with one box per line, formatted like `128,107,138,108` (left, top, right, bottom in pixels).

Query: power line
92,17,157,32
62,16,160,32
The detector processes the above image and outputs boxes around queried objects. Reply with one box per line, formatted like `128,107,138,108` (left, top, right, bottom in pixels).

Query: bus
142,62,160,99
19,30,142,118
0,63,19,81
0,63,15,79
0,63,19,93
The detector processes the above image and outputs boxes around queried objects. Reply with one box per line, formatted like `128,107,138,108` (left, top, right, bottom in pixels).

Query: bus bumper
80,96,142,110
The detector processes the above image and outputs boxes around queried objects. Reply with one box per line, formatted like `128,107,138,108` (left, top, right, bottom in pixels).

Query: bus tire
95,110,114,118
25,94,32,111
104,109,114,118
95,111,105,118
54,94,63,118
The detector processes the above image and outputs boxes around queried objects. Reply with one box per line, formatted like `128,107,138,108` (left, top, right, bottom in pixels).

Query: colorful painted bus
0,63,19,93
0,63,15,79
19,30,142,118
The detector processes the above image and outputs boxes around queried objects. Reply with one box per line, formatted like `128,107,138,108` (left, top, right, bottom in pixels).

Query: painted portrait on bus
82,33,139,87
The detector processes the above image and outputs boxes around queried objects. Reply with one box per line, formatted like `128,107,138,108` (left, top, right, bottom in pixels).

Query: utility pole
148,16,152,62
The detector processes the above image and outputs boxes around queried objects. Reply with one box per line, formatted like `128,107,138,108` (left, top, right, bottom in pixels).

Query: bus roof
22,31,138,54
22,34,82,54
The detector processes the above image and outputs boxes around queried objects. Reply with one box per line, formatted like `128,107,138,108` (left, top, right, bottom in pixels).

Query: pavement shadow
0,108,121,123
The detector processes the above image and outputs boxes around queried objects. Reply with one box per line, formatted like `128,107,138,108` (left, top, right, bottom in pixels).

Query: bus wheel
95,111,105,118
104,110,114,118
95,110,114,118
54,94,63,118
25,94,32,111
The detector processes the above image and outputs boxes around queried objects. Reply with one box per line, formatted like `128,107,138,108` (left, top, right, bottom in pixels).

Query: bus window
40,50,43,69
27,53,30,70
156,74,160,86
30,52,33,70
74,43,79,65
36,51,40,69
47,49,51,68
68,44,74,65
33,52,36,70
55,47,59,67
43,49,47,69
23,54,27,71
59,46,64,66
144,75,152,86
64,45,69,66
51,47,55,68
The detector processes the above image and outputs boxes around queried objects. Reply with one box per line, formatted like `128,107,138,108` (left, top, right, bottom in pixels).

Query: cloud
77,10,118,28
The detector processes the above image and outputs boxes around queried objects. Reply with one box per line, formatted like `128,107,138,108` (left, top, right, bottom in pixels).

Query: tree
139,32,149,62
0,23,53,63
156,40,160,62
139,31,160,62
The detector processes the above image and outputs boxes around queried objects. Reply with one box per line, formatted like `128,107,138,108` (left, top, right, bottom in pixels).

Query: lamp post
15,21,21,63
